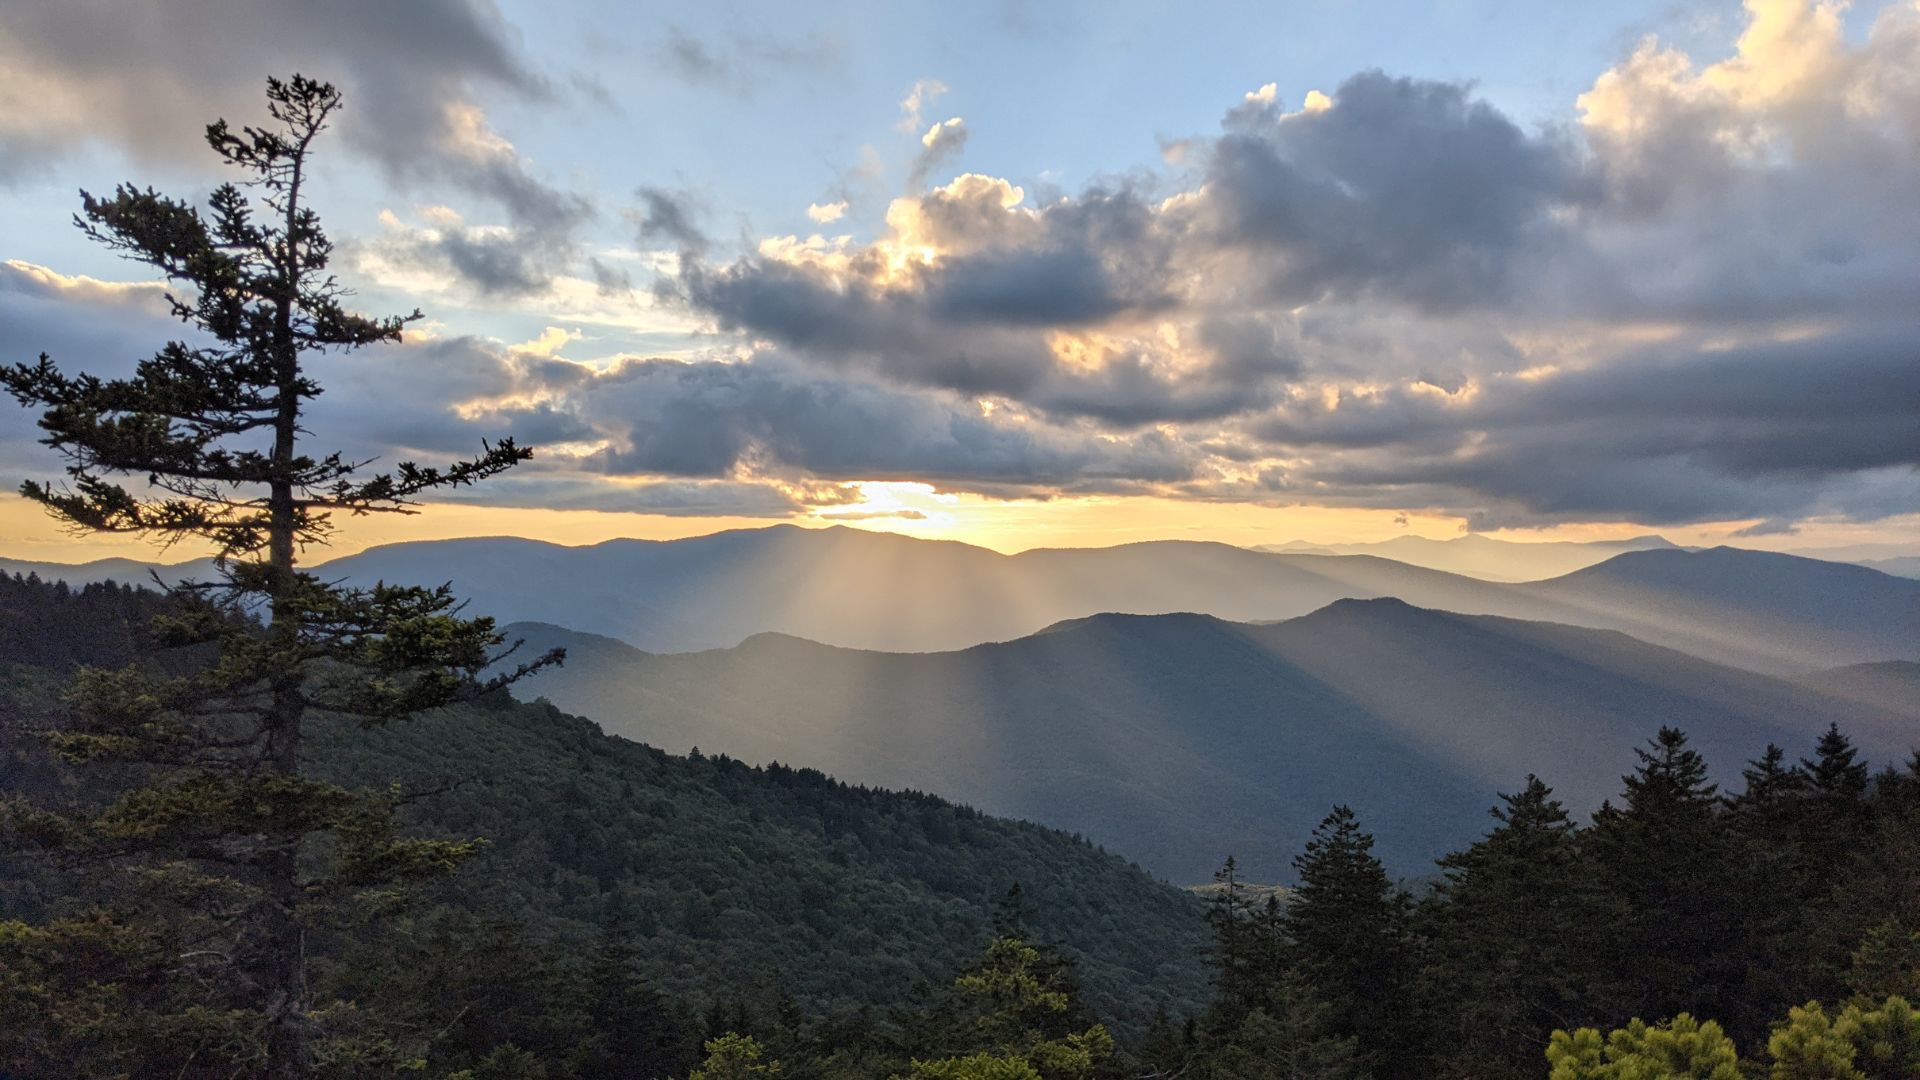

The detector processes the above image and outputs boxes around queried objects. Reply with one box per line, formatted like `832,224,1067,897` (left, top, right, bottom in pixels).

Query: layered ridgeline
0,573,1209,1031
10,525,1916,672
1253,532,1678,580
504,600,1920,882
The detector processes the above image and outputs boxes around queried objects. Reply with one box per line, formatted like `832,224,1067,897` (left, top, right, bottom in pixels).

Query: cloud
357,207,579,299
652,25,842,96
0,260,170,308
898,78,950,132
631,187,710,256
1188,70,1590,311
574,355,1201,491
641,1,1920,530
0,0,599,300
0,1,542,182
807,200,849,223
1238,326,1920,527
909,118,970,189
818,508,929,521
9,1,1919,534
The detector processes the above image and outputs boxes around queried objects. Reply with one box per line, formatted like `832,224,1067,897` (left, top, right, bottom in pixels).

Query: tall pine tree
0,76,556,1077
1586,728,1742,1030
1279,806,1416,1077
1421,776,1600,1080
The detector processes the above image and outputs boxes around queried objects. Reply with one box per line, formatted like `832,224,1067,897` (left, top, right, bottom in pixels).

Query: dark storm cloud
647,9,1920,530
587,258,637,299
0,263,181,482
3,259,1199,512
422,231,555,298
681,178,1255,426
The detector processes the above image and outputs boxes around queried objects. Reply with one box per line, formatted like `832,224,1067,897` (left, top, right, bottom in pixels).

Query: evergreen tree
1198,995,1365,1080
1799,725,1873,884
1724,744,1818,1035
1279,806,1415,1077
0,76,555,1076
1421,776,1598,1080
1586,728,1742,1028
1201,856,1264,1026
576,912,693,1079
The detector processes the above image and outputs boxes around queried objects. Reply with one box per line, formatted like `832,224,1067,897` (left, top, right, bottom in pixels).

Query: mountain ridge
498,597,1919,881
9,526,1915,673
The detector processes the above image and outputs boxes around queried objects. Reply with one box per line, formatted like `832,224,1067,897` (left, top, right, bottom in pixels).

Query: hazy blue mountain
15,528,1915,672
1254,533,1678,580
0,554,218,589
1793,660,1920,719
500,599,1918,882
1513,546,1920,672
1860,556,1920,579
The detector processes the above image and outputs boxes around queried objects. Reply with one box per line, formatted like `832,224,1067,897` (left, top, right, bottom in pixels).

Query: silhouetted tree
0,75,555,1076
1421,776,1600,1079
1586,728,1742,1028
1279,806,1415,1077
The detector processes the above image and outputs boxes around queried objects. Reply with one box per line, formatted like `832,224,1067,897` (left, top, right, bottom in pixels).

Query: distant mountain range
499,599,1920,881
1253,533,1678,580
7,526,1917,673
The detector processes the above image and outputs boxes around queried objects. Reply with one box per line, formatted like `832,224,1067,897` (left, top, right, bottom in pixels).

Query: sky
1,0,1917,560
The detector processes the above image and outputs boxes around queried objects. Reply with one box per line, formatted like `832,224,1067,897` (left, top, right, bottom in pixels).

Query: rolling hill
500,599,1920,882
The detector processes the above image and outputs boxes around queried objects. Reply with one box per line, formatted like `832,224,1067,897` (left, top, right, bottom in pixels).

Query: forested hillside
0,573,1210,1040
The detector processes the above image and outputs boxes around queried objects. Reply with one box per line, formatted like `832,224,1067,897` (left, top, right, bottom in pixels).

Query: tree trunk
262,149,312,1077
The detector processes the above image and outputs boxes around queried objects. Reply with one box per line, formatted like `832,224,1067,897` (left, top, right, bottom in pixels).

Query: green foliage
691,1034,783,1079
1767,1002,1865,1080
1767,996,1920,1080
903,1052,1042,1079
307,691,1208,1034
1545,1015,1743,1080
1847,922,1920,999
901,935,1113,1080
